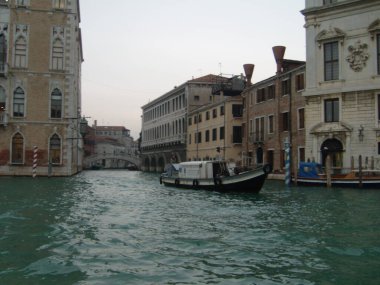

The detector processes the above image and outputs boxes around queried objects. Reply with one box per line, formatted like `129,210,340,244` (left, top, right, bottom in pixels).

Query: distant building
241,48,306,175
302,0,380,170
0,0,84,176
83,122,138,169
187,76,245,164
140,74,229,172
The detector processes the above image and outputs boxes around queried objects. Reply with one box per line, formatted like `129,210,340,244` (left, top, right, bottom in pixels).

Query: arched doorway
321,139,343,169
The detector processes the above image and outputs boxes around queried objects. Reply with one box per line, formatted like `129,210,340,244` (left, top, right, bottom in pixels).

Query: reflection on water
1,171,380,284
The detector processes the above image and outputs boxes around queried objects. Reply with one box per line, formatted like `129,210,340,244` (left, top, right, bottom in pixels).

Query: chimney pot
272,46,286,73
243,64,255,86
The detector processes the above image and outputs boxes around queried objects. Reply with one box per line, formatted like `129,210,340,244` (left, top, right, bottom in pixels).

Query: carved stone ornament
346,41,369,72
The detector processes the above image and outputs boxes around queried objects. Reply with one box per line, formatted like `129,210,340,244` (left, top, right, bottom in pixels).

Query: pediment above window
316,27,346,48
310,121,353,135
368,19,380,39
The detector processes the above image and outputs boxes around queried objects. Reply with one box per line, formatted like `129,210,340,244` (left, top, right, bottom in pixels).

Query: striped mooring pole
32,146,38,178
284,138,291,186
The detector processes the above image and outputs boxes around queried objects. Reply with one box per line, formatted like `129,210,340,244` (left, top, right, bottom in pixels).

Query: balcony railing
141,134,186,148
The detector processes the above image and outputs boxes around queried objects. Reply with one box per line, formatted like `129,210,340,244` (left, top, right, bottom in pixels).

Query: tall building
302,0,380,170
140,74,228,172
0,0,84,176
241,48,306,175
187,75,245,164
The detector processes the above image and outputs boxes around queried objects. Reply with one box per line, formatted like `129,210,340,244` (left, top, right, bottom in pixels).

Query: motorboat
297,162,380,188
160,160,272,192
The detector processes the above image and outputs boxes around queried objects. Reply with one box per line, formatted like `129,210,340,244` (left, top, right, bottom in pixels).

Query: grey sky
80,0,306,138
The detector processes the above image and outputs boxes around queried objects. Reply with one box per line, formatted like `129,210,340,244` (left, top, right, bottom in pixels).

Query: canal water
1,170,380,285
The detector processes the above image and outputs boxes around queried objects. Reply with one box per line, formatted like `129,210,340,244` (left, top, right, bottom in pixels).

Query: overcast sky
80,0,306,139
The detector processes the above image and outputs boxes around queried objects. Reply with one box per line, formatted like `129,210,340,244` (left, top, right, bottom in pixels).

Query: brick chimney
272,46,286,73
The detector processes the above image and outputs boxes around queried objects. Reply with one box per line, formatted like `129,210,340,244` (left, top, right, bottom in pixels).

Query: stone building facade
302,0,380,171
0,0,83,176
187,95,244,164
140,74,227,172
241,48,306,175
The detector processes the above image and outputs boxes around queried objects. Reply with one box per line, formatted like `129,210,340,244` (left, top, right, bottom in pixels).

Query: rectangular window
299,147,305,163
205,130,210,142
324,42,339,81
298,108,305,129
232,104,243,117
267,85,275,100
212,108,217,118
194,95,199,102
206,111,210,120
197,132,202,143
378,142,380,155
296,73,305,91
268,115,274,134
219,126,225,140
282,112,289,132
255,117,265,141
257,88,266,103
53,0,65,9
377,34,380,75
189,134,191,144
212,128,217,141
233,126,242,144
198,113,202,123
220,105,224,116
281,79,290,96
324,99,339,122
194,115,197,124
378,94,380,121
0,34,6,73
188,117,192,126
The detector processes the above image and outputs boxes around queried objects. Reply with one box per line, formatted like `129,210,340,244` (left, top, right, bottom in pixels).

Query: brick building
241,47,306,175
0,0,83,176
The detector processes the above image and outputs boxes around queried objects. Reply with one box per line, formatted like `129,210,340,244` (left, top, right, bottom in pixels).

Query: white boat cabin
177,161,230,179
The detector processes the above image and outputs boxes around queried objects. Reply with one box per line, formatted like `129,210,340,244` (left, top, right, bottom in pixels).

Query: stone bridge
84,153,141,169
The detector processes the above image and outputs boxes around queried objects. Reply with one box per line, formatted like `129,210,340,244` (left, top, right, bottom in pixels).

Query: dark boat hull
161,168,267,193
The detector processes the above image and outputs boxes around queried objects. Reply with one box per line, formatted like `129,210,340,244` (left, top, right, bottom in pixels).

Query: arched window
14,36,27,68
13,87,25,117
0,86,5,111
12,132,24,164
51,88,62,118
0,34,6,72
49,134,61,164
51,38,64,70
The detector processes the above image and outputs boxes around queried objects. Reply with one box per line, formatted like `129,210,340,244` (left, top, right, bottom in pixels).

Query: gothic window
14,36,27,68
324,41,339,81
49,134,61,164
0,34,6,73
11,132,24,164
324,98,339,122
0,86,5,111
51,88,62,118
51,38,64,70
13,87,25,117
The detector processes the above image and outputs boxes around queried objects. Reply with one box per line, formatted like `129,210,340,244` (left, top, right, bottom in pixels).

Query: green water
1,170,380,285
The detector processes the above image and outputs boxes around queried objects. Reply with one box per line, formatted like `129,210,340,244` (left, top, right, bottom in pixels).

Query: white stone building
302,0,380,171
141,74,228,172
